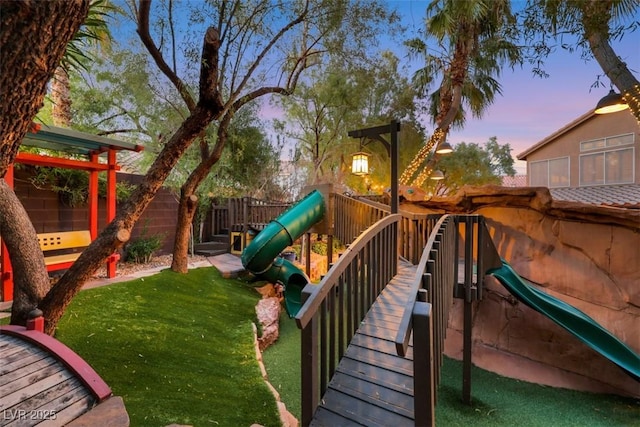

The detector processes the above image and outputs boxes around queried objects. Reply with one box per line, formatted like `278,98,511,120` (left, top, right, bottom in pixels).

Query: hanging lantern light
435,141,453,154
351,151,370,175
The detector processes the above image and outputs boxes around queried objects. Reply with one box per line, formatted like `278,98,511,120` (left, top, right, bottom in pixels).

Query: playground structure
236,188,639,425
4,146,637,425
241,189,326,316
0,124,142,302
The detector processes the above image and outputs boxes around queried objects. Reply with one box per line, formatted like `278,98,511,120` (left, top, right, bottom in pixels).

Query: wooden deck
311,262,417,426
0,333,96,426
0,325,129,427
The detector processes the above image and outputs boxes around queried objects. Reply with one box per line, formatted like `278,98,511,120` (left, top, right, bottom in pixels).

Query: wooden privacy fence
394,215,502,426
295,214,401,426
210,197,291,235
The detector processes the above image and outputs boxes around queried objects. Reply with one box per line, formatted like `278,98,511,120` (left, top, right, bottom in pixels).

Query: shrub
125,232,164,264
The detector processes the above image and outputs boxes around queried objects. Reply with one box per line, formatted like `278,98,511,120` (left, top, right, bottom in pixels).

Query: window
529,161,547,186
529,157,570,188
580,133,634,152
580,147,634,186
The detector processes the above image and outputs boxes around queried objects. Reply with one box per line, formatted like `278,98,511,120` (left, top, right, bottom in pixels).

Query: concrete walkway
0,254,245,319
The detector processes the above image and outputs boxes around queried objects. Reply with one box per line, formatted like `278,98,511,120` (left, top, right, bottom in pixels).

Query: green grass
262,310,302,419
5,267,639,426
263,315,640,426
54,267,281,427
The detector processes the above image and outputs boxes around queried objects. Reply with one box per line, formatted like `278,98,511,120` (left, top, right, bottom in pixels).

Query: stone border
250,323,299,427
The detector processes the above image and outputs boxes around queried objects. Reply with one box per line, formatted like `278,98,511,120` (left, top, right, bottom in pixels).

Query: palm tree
400,0,521,187
51,0,114,127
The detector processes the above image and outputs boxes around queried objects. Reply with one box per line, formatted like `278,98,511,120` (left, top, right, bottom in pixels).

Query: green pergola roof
22,125,142,156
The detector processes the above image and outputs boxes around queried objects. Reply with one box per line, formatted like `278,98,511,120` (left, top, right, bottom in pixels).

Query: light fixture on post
435,141,453,154
348,120,401,214
351,151,370,176
430,169,445,180
595,88,629,114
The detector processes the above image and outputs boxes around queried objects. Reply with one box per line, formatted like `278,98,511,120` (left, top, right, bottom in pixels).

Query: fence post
413,289,434,427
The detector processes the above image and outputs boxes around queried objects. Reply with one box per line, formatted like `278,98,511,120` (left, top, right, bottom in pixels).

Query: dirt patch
91,254,209,279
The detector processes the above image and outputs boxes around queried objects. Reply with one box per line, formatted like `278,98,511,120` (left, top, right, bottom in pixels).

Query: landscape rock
256,297,281,351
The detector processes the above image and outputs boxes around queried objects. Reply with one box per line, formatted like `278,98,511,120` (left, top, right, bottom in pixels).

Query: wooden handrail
394,215,452,356
393,214,457,426
394,214,505,425
295,214,401,329
295,214,400,426
333,193,438,263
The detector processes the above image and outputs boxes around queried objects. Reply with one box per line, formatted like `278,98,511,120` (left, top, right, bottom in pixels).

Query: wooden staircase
194,232,229,257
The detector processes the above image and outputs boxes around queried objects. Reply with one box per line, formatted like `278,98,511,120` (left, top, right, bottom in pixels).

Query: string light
400,128,446,185
622,83,640,124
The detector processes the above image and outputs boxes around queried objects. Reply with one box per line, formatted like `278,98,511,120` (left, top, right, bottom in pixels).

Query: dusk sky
395,1,640,173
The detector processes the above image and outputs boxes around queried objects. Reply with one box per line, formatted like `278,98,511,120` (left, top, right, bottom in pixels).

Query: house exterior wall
523,110,640,187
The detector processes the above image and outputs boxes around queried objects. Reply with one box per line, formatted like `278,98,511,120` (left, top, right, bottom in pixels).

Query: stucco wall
522,110,640,186
409,187,640,397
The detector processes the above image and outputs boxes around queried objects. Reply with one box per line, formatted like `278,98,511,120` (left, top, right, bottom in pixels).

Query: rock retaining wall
410,186,640,397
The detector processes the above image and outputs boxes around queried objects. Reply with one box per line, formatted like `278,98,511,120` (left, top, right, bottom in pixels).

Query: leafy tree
400,0,522,187
430,136,515,196
520,0,640,121
1,0,396,332
276,51,424,191
122,0,397,273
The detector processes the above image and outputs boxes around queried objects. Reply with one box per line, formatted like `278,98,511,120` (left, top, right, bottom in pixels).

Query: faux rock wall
410,186,640,397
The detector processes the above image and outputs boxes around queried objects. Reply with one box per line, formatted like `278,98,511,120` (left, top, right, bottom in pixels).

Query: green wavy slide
488,261,640,382
241,190,325,317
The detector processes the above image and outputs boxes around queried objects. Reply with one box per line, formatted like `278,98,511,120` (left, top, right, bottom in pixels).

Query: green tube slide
487,260,640,382
241,190,325,316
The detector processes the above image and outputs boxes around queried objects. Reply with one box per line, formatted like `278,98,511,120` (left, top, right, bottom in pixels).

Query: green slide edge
241,190,325,317
488,260,640,382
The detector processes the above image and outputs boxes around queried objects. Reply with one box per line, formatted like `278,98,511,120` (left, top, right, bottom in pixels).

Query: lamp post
348,120,400,214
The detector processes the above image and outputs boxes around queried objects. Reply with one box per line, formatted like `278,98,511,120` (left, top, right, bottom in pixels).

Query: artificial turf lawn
54,267,281,427
264,311,640,426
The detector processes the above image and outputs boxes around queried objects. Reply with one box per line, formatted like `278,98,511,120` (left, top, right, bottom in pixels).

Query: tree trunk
51,66,73,127
0,1,90,327
171,119,229,273
0,1,89,175
171,192,199,273
0,181,51,325
40,105,219,334
582,3,640,121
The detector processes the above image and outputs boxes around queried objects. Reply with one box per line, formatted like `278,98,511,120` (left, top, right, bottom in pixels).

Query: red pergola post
106,149,117,278
1,165,15,301
88,153,99,240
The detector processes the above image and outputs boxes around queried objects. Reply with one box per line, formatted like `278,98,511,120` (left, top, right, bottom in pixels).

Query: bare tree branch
136,0,196,112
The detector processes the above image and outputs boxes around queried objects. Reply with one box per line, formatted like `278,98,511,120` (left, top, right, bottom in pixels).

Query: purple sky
396,1,640,174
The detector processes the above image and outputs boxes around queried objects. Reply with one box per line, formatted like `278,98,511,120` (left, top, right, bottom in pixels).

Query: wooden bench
37,231,92,272
0,315,129,426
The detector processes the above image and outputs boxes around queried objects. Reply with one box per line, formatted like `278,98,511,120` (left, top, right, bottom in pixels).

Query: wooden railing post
413,289,434,427
300,290,318,427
